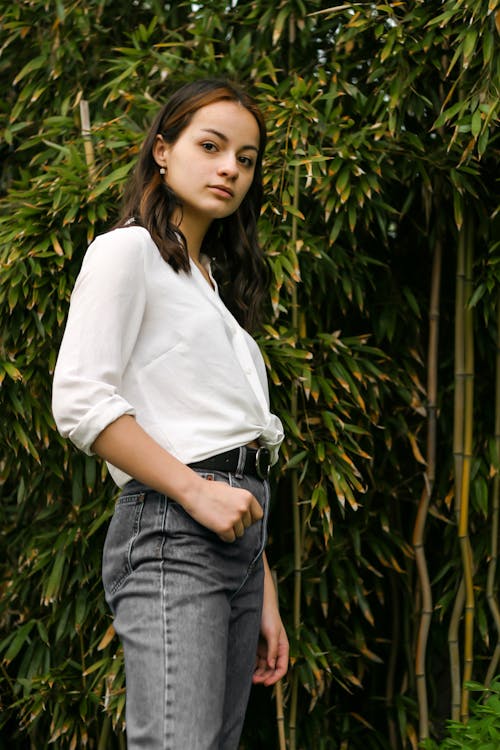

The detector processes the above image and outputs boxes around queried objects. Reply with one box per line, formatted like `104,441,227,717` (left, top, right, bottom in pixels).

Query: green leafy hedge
1,1,499,748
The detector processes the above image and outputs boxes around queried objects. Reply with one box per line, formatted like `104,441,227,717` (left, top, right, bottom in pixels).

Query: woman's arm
252,553,289,686
92,414,263,543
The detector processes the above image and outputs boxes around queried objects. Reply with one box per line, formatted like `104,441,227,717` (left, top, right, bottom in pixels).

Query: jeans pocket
102,492,145,597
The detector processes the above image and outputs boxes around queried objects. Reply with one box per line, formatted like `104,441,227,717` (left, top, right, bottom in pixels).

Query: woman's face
153,100,260,231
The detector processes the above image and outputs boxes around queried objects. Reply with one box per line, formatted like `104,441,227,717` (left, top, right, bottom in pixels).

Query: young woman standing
52,78,288,750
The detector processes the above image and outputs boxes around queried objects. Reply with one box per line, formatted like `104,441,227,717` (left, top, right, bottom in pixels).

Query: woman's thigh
102,472,268,750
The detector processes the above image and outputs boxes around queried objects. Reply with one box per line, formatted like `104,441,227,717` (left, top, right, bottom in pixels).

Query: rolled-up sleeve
52,230,147,454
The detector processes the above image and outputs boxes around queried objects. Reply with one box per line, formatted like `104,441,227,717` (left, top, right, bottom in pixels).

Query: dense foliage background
1,1,499,748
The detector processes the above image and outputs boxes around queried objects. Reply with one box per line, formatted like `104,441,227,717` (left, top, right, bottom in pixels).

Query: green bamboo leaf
478,128,489,156
42,552,67,605
12,55,47,86
82,657,111,677
13,421,30,451
74,591,87,629
426,9,455,27
283,450,309,470
3,621,36,662
462,27,478,68
36,619,50,647
283,203,305,220
354,581,374,626
55,603,72,642
329,214,343,243
0,362,23,381
380,31,395,62
471,109,482,137
402,287,421,318
482,29,494,64
434,100,463,129
468,284,486,308
348,203,356,231
335,167,350,196
322,410,339,440
272,8,290,45
319,575,329,618
88,162,134,200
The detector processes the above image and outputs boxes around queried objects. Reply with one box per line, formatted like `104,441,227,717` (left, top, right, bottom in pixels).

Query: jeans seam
162,557,168,749
126,497,145,573
160,496,169,750
117,492,145,505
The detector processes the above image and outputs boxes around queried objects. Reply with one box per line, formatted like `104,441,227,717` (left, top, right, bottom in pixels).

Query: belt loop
235,446,246,479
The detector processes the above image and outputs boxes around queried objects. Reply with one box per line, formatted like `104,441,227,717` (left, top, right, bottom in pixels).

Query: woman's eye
239,156,254,167
202,142,217,152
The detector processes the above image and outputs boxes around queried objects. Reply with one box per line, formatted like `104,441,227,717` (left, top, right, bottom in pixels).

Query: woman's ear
152,134,169,171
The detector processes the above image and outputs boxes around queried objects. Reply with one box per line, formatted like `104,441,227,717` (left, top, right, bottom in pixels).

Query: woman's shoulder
88,224,154,256
82,224,159,273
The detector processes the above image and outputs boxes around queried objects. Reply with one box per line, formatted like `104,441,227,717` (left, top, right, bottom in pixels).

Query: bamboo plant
1,2,499,749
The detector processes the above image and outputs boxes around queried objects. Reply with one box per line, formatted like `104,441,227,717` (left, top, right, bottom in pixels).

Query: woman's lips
209,185,234,198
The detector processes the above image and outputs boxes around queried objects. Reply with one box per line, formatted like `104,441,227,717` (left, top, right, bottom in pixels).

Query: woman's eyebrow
200,128,259,152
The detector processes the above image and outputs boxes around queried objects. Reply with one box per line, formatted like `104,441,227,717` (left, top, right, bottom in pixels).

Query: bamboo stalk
97,715,111,750
412,229,442,741
289,160,301,750
385,571,400,749
449,579,465,717
485,291,500,686
449,218,466,720
275,679,287,750
458,216,474,722
288,13,305,750
272,570,287,750
79,99,96,179
288,18,302,749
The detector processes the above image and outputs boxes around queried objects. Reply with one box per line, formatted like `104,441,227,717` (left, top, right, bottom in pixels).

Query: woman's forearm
253,552,289,685
92,414,202,504
91,414,263,542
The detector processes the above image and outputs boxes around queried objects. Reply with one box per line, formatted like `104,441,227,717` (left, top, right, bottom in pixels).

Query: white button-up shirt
52,226,284,487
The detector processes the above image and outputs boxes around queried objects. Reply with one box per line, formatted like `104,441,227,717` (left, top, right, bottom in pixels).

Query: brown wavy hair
116,78,268,332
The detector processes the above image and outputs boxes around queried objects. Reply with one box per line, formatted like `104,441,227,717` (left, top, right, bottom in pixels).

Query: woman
52,78,288,749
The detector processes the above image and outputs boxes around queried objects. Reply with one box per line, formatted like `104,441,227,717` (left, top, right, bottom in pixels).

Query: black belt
188,446,271,480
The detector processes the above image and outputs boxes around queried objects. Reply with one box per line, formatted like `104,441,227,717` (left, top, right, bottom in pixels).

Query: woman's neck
173,210,211,263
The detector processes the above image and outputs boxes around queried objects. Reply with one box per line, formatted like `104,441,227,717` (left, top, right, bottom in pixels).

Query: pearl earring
159,167,166,175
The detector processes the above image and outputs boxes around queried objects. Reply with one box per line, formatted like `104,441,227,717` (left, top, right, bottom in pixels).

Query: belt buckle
255,447,271,479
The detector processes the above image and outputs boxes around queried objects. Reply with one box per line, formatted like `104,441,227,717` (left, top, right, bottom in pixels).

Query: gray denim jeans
102,469,270,750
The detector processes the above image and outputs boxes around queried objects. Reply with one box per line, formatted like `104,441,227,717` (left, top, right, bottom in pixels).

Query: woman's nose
217,155,239,178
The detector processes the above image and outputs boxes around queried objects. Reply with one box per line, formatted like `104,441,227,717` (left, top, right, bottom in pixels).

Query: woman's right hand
184,477,263,542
